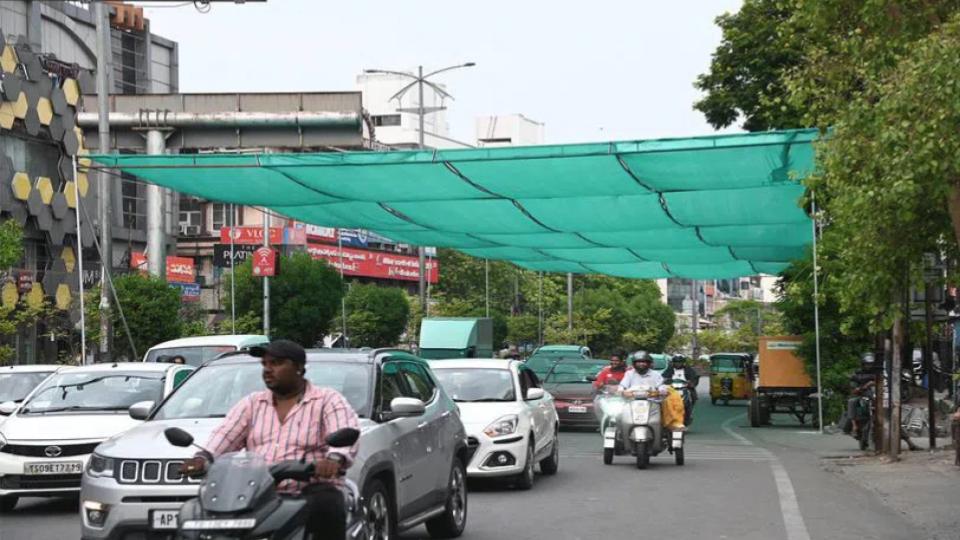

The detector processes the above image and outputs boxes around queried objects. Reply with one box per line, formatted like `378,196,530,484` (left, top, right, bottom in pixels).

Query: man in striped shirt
181,340,359,540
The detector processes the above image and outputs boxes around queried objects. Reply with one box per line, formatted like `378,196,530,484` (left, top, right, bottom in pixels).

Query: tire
362,479,393,540
675,446,685,466
759,398,772,425
749,396,761,428
603,447,614,465
711,397,717,405
515,439,535,490
0,496,17,513
425,459,468,539
635,443,649,470
539,429,559,475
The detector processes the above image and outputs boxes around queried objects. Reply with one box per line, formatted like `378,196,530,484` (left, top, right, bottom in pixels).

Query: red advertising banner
166,256,196,283
252,247,277,277
130,252,148,273
307,244,439,283
220,227,283,245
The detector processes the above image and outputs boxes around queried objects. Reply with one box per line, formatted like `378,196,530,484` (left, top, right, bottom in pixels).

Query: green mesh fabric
92,129,819,279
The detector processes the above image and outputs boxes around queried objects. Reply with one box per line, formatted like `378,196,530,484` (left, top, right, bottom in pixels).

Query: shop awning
91,128,819,279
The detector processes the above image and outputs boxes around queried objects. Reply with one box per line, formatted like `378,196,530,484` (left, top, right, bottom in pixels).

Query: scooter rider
593,350,628,390
662,354,700,403
180,340,360,540
619,351,668,398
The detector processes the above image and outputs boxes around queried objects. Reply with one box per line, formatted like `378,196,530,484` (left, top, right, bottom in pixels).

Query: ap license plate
23,461,83,475
151,510,179,530
568,406,588,414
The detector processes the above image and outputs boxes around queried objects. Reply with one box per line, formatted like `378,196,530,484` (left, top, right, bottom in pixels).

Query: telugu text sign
306,244,438,283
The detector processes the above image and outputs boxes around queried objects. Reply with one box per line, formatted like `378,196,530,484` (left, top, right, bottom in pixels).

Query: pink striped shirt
206,382,359,493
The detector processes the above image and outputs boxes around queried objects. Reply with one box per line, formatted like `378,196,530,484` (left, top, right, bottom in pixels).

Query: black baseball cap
249,339,306,366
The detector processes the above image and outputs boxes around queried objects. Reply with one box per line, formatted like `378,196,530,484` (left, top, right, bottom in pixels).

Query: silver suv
80,349,469,540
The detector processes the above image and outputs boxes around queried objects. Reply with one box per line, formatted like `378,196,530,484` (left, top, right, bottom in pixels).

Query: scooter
601,385,685,469
163,426,365,540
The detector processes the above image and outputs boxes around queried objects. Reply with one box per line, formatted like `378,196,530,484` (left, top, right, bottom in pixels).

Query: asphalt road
2,391,925,540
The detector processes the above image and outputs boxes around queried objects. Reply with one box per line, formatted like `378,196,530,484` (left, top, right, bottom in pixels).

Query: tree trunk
946,183,960,249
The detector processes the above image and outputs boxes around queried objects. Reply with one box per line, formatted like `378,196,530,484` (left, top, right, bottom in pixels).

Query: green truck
418,317,494,359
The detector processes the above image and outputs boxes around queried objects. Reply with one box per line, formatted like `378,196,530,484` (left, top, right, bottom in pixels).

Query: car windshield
0,372,53,403
432,368,516,402
542,360,608,384
712,356,745,372
154,360,372,420
20,371,164,414
145,345,239,366
525,354,585,378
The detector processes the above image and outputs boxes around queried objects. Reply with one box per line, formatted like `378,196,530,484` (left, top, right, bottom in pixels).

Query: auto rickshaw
709,353,753,405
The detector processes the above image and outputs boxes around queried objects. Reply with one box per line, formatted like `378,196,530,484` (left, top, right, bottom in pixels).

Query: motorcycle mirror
586,375,597,382
325,427,360,448
164,427,195,448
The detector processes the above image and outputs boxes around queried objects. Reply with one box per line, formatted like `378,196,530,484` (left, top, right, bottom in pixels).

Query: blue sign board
170,282,201,299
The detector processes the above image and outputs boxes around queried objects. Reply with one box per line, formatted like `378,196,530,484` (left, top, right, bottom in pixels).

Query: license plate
568,405,588,414
23,461,83,475
151,510,179,530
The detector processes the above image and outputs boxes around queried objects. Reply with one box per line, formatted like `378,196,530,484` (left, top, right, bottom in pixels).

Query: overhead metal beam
76,110,361,128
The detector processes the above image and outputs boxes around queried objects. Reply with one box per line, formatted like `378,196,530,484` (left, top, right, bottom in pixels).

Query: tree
0,220,23,269
694,0,805,131
340,284,410,347
229,252,344,346
86,273,183,360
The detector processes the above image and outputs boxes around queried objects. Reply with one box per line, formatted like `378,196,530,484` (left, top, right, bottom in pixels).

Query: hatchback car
0,362,193,512
539,357,610,429
429,359,559,489
0,364,64,419
81,349,469,540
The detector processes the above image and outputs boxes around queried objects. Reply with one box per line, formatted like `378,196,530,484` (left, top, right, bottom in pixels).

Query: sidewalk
822,439,958,540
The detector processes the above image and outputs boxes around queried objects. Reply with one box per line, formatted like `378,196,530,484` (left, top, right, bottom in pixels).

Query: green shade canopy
91,129,819,279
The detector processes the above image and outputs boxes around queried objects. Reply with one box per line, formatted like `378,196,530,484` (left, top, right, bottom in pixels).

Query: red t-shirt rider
593,352,628,389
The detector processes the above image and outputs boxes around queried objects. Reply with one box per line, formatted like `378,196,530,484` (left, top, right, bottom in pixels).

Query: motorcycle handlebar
269,460,316,483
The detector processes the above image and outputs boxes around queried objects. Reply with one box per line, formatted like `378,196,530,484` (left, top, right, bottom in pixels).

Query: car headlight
86,454,116,478
483,415,519,438
630,401,650,424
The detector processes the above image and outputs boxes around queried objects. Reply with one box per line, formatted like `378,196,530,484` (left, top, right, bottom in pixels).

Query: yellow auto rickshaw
709,353,754,405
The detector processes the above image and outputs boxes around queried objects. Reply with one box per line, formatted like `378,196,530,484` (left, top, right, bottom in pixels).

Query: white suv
429,359,560,489
0,362,193,512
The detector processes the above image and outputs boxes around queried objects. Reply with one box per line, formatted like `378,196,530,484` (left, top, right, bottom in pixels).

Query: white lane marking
722,414,811,540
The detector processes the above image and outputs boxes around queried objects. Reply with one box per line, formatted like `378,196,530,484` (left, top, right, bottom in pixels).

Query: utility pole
924,280,936,449
484,259,490,318
363,62,475,313
567,273,573,332
538,272,543,345
692,280,700,358
262,207,270,337
94,1,112,362
891,310,903,460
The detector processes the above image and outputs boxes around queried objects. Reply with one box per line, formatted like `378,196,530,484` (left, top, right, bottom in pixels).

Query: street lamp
363,63,476,311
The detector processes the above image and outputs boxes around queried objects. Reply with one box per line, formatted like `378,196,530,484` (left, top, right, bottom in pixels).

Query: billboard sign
213,244,258,268
306,244,438,283
166,256,196,284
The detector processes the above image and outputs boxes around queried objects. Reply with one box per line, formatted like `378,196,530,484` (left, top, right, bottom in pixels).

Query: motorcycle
601,385,685,469
163,426,365,540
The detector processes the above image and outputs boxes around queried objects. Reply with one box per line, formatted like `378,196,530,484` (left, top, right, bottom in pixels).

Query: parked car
0,362,193,512
141,334,269,366
0,364,64,419
524,352,592,381
429,359,559,489
531,344,592,358
81,349,469,540
539,357,610,429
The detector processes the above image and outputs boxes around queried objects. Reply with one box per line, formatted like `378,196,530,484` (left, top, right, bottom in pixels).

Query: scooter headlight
630,400,650,424
601,399,624,417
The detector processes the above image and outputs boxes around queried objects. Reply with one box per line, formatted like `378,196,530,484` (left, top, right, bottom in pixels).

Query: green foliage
506,314,539,345
179,301,209,337
694,0,805,131
213,311,262,336
0,220,23,269
709,299,785,352
0,299,55,365
339,284,410,347
228,252,344,346
86,273,183,360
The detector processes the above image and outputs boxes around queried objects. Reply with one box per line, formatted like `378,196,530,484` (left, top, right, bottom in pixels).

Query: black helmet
631,351,652,365
671,354,686,365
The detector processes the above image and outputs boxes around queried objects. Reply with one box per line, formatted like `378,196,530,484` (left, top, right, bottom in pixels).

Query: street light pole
94,0,113,362
364,63,475,314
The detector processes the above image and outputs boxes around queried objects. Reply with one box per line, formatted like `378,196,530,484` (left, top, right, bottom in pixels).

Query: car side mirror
0,401,17,416
525,388,545,401
386,397,426,419
128,400,155,421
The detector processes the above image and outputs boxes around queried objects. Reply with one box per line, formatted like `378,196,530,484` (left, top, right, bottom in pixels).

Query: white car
429,359,560,489
142,334,269,366
0,365,64,422
0,362,193,512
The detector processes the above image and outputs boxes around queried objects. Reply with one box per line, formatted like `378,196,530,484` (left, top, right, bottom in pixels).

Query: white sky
142,0,743,145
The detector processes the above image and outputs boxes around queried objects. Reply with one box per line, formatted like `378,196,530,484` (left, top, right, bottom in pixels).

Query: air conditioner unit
178,224,201,236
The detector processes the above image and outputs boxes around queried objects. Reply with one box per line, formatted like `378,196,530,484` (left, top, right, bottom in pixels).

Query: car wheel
636,442,649,470
603,448,614,465
749,396,761,428
363,479,393,540
515,438,535,490
0,496,17,512
539,429,559,475
425,458,467,539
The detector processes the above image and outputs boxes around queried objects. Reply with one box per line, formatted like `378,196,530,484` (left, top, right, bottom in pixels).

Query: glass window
433,368,515,402
400,362,436,402
541,360,608,385
0,372,54,403
379,361,408,411
121,177,145,229
155,361,372,420
20,371,164,414
372,114,401,127
145,346,238,366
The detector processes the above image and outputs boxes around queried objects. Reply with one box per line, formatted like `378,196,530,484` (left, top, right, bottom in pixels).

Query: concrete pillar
145,130,166,278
